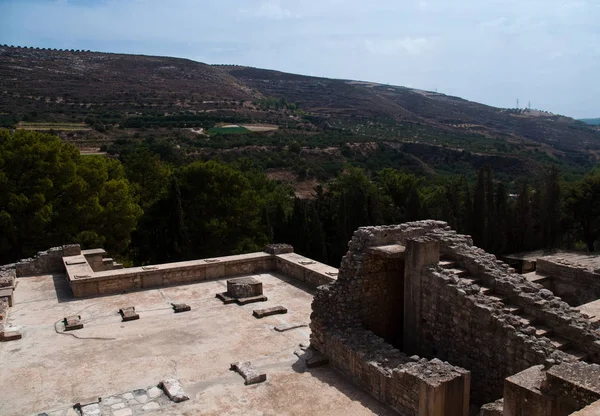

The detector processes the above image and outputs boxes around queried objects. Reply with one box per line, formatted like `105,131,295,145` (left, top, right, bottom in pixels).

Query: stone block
112,408,132,416
172,303,191,313
253,305,287,318
479,399,503,416
237,295,268,305
227,277,263,298
119,306,139,322
264,244,294,255
79,403,101,416
216,292,237,304
63,315,83,331
230,361,267,385
274,322,307,332
160,379,189,403
0,329,22,342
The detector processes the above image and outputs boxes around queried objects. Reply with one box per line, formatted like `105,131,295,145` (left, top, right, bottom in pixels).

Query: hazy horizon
1,0,598,119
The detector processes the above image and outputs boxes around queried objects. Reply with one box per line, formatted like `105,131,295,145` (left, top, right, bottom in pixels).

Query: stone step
487,294,507,303
446,267,470,278
459,276,482,286
480,287,494,296
439,260,457,269
533,325,553,338
563,348,587,361
522,271,549,284
547,336,570,351
503,304,523,315
516,314,536,327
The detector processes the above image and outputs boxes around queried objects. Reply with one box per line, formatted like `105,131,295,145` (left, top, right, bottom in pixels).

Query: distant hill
1,45,600,180
581,118,600,126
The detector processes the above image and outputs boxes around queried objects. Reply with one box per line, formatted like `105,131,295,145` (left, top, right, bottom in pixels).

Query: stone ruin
310,220,600,415
3,221,600,415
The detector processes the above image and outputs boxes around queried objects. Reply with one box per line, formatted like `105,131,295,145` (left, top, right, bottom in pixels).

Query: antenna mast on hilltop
528,100,531,109
516,98,519,109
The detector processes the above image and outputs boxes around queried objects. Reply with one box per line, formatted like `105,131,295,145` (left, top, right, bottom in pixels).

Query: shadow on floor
51,273,77,303
291,351,397,415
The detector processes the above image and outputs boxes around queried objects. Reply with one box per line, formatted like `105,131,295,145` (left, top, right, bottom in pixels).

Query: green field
208,126,249,135
18,122,91,131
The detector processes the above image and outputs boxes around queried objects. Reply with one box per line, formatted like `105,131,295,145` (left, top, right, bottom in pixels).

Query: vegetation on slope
2,130,600,267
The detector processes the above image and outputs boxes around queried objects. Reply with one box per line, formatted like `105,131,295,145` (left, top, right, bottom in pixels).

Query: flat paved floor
0,272,394,416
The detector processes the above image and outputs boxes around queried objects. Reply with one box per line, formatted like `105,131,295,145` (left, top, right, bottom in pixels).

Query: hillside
581,118,600,126
1,45,599,182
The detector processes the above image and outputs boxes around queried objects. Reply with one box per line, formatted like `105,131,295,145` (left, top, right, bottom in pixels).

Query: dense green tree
541,166,561,248
565,171,600,251
0,129,141,262
121,147,171,209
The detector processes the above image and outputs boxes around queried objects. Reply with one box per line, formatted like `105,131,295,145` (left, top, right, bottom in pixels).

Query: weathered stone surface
274,322,307,332
479,399,503,416
142,401,160,411
147,386,163,399
264,243,294,255
15,244,80,277
160,379,189,403
237,295,268,305
295,346,329,368
119,306,139,322
172,303,191,313
252,305,287,318
227,277,263,298
311,220,600,409
230,361,267,385
63,315,83,331
80,403,100,416
112,408,132,416
216,292,236,304
0,328,22,342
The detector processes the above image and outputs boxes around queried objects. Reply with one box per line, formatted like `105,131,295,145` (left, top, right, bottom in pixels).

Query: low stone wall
274,252,338,289
66,252,275,297
318,328,470,416
64,246,338,297
536,257,600,306
504,362,600,416
15,245,81,277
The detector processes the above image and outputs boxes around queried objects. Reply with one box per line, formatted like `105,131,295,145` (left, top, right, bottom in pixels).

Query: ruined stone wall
68,253,276,297
431,232,600,363
504,362,600,416
536,257,600,306
318,328,470,416
311,220,600,411
358,253,405,347
311,221,471,415
311,220,447,340
420,266,561,403
15,245,81,277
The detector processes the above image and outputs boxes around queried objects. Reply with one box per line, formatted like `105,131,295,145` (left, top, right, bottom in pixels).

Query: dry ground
0,272,394,416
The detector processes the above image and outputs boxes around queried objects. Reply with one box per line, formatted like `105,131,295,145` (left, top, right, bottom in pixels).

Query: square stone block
172,303,191,313
253,305,287,318
227,277,263,298
119,306,139,322
64,315,83,331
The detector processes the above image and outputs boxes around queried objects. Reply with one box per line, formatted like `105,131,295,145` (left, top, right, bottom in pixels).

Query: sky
1,0,598,118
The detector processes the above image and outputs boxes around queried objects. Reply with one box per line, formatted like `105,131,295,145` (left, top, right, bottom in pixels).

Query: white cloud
365,37,432,55
240,0,295,20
